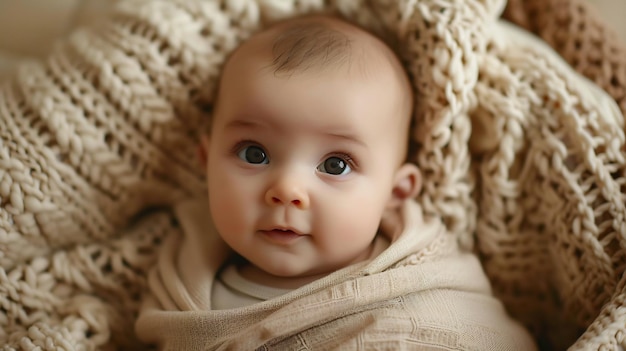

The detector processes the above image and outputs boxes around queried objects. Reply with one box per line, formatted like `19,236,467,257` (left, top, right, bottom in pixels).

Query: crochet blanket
0,0,624,350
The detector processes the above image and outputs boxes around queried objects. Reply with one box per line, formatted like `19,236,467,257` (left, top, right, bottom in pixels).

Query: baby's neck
238,264,329,290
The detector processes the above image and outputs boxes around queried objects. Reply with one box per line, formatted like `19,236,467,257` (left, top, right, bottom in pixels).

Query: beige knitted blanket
0,0,625,350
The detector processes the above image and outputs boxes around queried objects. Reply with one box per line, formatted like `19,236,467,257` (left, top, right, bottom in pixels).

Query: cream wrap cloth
2,0,626,349
135,199,536,350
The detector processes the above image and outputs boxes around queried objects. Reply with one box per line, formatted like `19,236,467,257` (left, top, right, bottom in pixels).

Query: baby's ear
387,163,421,209
197,135,211,170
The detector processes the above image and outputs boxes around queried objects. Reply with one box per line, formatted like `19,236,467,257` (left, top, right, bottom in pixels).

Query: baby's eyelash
230,140,261,154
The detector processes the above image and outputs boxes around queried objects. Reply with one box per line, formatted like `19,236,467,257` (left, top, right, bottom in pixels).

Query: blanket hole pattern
0,0,625,350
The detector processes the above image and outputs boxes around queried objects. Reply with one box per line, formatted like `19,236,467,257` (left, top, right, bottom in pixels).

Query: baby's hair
270,21,352,74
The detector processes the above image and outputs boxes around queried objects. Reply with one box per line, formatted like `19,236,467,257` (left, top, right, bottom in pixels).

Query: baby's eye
317,156,352,175
237,145,269,164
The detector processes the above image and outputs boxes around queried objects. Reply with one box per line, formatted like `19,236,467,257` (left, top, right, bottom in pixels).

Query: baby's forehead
225,15,403,79
215,15,414,152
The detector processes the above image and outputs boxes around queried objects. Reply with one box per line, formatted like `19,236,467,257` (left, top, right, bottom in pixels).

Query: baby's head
199,15,421,281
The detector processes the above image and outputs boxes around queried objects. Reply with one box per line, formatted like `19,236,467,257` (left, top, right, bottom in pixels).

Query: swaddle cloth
135,198,536,350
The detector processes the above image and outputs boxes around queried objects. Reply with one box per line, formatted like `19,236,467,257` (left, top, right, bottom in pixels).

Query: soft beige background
0,0,120,78
588,0,626,42
0,0,624,78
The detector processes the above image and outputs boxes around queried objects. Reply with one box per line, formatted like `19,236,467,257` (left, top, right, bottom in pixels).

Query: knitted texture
503,1,626,349
503,0,626,118
0,0,624,350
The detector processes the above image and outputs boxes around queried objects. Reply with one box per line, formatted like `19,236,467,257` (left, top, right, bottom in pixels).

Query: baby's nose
265,179,309,209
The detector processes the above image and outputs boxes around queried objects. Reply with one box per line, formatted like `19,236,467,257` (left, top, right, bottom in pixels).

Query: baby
135,15,537,350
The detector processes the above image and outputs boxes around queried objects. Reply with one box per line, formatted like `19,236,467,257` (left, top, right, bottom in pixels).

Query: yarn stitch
0,0,625,349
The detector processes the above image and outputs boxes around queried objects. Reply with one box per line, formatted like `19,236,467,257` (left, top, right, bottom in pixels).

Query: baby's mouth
259,228,306,244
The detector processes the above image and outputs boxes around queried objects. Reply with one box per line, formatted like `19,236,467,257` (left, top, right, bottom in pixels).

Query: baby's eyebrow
225,119,367,148
224,119,263,130
324,131,366,149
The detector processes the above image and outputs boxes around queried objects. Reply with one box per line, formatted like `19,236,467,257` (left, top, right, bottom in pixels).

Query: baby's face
204,18,415,279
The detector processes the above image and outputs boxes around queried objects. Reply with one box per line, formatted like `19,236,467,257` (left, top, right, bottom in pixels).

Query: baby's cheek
209,175,250,236
324,195,381,245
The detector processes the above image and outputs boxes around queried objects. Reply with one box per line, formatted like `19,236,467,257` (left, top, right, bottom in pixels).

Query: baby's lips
260,224,306,236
